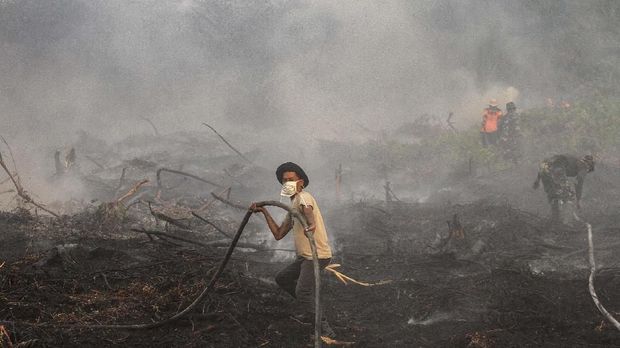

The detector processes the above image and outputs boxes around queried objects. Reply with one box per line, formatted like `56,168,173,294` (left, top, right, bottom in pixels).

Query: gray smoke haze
1,0,619,197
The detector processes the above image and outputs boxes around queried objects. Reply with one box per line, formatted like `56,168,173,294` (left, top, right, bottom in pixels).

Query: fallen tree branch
191,211,233,239
132,228,293,252
202,123,254,165
0,324,13,348
197,187,232,212
114,168,127,193
0,135,20,186
156,168,223,190
131,228,207,247
210,192,246,210
324,264,392,287
115,179,149,204
321,336,355,346
0,172,17,186
148,202,191,230
206,241,295,252
0,152,59,217
152,233,183,247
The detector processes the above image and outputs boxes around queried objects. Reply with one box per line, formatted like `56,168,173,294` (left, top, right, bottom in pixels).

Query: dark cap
276,162,309,187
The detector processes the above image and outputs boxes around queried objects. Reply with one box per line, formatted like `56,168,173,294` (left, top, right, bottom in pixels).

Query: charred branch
147,201,191,230
202,123,254,166
156,168,223,190
210,192,246,210
115,179,149,204
191,211,233,239
0,151,59,217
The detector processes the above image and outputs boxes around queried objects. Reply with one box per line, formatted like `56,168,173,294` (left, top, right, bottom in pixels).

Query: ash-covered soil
2,195,620,347
2,131,620,347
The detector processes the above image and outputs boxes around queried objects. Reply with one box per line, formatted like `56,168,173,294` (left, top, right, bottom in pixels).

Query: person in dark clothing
499,102,521,164
532,154,595,221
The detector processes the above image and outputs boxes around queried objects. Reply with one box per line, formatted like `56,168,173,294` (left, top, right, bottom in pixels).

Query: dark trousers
275,257,331,315
481,131,499,146
541,165,574,221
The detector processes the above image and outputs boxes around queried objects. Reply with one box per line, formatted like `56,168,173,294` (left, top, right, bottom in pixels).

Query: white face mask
280,180,299,197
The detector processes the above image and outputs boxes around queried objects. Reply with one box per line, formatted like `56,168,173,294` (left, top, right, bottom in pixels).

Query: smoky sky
1,0,619,149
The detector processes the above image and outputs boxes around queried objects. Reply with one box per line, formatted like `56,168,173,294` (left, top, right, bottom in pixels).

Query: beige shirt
289,191,332,260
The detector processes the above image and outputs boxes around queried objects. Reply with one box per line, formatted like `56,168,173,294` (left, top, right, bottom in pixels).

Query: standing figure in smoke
249,162,335,337
532,154,595,222
498,101,522,164
481,99,503,147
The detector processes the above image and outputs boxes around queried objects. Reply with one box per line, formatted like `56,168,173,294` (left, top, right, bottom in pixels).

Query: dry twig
148,202,191,230
202,123,254,165
0,135,19,186
197,187,231,211
114,167,127,193
191,211,233,239
0,152,59,217
210,192,246,210
0,324,13,348
0,173,17,186
131,228,209,247
115,179,149,204
324,264,392,287
156,167,223,190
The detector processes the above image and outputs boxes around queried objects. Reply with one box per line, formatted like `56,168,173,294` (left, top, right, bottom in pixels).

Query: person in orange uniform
481,99,503,146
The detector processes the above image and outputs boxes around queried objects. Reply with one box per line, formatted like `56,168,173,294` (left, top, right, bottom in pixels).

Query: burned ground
2,195,620,347
2,131,620,347
3,1,620,346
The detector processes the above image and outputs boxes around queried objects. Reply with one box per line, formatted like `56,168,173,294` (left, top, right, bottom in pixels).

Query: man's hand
249,203,291,240
303,224,316,234
249,203,265,213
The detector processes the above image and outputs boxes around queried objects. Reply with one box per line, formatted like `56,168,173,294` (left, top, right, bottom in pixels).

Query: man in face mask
249,162,335,337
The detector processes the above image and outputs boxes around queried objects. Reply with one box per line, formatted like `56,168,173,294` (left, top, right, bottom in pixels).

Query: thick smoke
1,0,619,200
